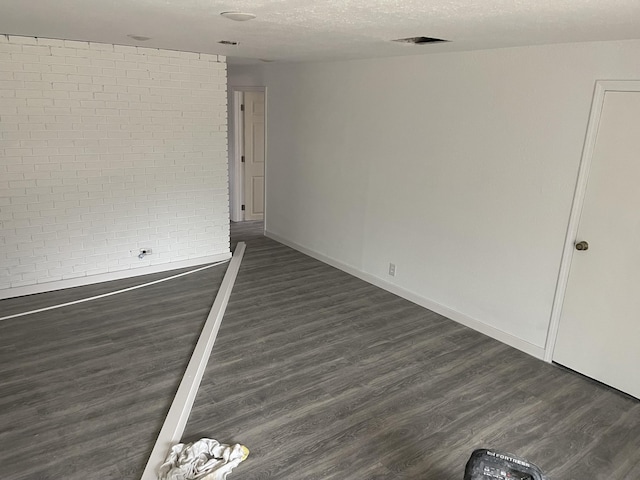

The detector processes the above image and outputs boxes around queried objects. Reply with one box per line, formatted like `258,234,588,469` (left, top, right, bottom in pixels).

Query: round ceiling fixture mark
220,12,257,22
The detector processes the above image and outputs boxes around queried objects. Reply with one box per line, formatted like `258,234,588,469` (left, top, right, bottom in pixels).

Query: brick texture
0,35,229,290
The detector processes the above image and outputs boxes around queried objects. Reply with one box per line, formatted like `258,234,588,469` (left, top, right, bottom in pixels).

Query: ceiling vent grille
127,35,151,41
392,36,448,45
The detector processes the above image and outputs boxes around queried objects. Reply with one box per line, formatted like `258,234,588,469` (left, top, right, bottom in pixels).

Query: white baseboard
0,253,232,301
266,231,545,360
141,243,246,480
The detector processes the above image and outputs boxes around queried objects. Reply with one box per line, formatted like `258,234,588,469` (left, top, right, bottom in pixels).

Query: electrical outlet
388,263,396,277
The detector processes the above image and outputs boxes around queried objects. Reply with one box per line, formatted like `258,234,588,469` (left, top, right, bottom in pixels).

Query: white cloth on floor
158,438,249,480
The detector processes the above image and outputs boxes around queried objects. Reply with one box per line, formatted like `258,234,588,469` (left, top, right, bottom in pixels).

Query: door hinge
240,104,245,111
241,205,245,211
241,155,245,163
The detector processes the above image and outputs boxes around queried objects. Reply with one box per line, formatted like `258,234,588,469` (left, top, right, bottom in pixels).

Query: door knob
575,241,589,251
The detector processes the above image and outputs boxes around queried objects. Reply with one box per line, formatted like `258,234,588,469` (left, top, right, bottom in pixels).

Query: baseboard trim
266,231,545,360
140,242,246,480
0,253,232,301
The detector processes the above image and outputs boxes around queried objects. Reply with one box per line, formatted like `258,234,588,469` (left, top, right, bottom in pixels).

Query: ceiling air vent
127,34,151,41
392,36,448,45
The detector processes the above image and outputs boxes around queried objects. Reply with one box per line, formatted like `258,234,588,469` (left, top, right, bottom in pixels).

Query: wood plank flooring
0,263,227,480
183,224,640,480
1,221,639,480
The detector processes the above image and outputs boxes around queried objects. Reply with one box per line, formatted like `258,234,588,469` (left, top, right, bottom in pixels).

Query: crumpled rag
158,438,249,480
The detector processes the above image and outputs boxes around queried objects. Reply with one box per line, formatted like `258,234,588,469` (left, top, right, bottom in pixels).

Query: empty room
1,1,640,479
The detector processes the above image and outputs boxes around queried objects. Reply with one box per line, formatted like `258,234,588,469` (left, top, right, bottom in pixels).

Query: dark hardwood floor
1,220,639,480
230,220,264,249
184,222,640,480
0,263,227,480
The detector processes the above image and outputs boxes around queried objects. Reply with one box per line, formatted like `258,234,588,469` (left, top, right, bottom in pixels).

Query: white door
243,91,265,221
553,86,640,399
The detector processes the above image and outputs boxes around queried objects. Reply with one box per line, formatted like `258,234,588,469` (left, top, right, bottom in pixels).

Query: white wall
228,64,265,88
0,35,229,296
256,40,640,356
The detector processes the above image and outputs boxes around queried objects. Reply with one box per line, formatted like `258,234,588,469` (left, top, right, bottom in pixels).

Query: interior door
243,91,265,221
553,88,640,399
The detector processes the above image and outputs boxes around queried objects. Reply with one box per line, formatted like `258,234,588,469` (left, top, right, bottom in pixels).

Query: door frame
229,86,267,223
544,80,640,361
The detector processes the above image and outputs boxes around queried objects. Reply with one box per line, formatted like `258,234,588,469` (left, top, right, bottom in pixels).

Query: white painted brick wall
0,35,229,291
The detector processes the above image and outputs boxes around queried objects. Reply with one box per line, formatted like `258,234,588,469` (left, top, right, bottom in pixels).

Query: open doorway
229,86,266,223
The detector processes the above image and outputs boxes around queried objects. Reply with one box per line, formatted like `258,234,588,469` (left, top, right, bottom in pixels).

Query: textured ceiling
1,0,640,63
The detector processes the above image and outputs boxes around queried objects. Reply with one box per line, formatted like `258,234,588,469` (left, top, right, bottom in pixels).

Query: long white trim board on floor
140,241,246,480
0,261,229,323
